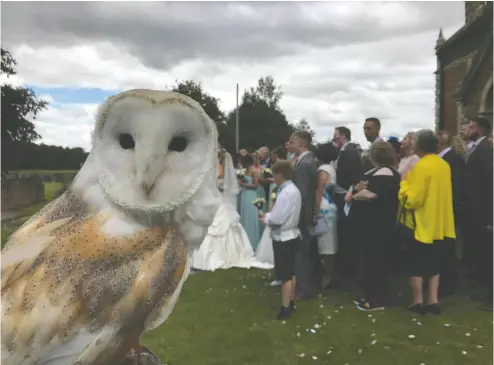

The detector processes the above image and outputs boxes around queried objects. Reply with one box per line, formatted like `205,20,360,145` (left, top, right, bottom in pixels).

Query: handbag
309,216,331,237
309,191,333,237
396,197,416,245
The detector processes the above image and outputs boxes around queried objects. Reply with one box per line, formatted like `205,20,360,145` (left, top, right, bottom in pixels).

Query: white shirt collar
473,136,486,147
438,146,452,158
296,150,310,163
340,141,350,151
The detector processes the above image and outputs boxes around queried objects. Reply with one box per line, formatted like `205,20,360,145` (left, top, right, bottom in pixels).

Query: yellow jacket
399,154,456,244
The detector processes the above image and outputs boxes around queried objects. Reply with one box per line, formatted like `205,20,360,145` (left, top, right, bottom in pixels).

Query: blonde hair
451,136,467,157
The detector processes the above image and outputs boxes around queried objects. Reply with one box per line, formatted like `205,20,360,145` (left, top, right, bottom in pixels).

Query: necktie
466,143,476,162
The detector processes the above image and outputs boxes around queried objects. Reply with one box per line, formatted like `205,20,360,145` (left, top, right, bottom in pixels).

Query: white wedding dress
191,151,273,272
256,226,274,265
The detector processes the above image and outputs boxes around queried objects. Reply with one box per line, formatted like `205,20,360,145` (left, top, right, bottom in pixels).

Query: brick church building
435,1,493,134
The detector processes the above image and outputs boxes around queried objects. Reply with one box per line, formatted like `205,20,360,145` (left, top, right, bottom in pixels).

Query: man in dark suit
332,126,363,279
289,131,318,299
362,117,384,173
464,118,493,310
437,130,466,298
258,146,272,201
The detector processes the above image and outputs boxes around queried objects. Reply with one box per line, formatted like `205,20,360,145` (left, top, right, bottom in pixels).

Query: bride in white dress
191,147,273,272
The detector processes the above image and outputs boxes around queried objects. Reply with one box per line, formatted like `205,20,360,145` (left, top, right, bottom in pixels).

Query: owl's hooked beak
142,181,155,197
137,160,164,198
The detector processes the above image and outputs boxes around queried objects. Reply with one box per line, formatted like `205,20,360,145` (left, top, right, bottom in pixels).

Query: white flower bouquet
271,186,279,202
236,168,246,182
252,197,266,210
261,168,273,179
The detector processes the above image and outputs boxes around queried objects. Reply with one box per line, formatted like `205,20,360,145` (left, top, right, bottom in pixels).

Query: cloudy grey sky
2,1,465,150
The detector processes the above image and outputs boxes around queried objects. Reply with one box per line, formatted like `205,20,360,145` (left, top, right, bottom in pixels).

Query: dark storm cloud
2,1,464,70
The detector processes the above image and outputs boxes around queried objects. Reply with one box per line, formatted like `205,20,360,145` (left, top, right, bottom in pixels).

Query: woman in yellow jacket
399,130,455,315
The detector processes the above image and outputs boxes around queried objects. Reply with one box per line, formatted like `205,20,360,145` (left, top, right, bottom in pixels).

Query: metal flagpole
235,83,239,152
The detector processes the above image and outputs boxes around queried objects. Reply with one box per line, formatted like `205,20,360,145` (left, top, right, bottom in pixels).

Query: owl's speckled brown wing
1,189,188,365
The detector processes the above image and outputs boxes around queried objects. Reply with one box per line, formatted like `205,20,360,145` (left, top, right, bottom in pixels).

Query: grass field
142,269,492,365
1,178,492,365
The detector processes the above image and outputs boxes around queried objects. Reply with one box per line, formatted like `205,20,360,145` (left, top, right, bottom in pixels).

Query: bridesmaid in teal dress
239,154,262,250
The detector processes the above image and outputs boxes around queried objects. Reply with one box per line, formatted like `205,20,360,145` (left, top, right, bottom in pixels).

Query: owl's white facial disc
90,90,219,218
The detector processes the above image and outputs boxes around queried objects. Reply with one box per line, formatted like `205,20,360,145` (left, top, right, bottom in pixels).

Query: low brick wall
1,176,45,212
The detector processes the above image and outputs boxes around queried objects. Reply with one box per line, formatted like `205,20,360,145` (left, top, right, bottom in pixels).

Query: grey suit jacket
293,152,317,232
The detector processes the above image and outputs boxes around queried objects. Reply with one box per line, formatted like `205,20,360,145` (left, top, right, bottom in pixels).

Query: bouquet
261,168,273,179
271,186,279,202
236,168,246,182
252,197,266,210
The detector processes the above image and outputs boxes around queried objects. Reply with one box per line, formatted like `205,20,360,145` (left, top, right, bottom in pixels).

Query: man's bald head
239,149,248,156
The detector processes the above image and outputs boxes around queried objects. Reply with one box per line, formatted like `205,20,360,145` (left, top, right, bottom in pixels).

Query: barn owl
1,89,222,365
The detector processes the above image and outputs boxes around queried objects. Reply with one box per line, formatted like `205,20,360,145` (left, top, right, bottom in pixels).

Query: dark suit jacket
336,143,363,192
442,149,466,219
293,151,317,231
261,158,273,199
465,138,493,229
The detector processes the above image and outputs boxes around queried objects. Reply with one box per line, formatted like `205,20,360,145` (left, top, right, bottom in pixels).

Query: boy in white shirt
260,161,302,320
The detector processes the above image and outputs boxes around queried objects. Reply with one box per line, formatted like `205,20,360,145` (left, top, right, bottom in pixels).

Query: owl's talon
132,340,141,365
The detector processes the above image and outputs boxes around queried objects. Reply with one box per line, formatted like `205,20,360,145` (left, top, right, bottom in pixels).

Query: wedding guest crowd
235,116,493,319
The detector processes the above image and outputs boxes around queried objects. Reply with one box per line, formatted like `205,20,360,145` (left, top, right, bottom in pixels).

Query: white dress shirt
265,181,301,242
438,146,452,158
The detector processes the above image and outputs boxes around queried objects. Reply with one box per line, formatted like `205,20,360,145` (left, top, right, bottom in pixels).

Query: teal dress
239,176,262,250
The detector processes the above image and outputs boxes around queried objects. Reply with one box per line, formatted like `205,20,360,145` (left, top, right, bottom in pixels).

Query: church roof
436,2,492,54
456,30,493,100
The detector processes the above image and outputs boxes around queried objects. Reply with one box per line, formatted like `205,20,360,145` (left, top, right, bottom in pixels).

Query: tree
243,75,283,110
171,80,227,145
223,76,294,154
293,118,316,139
1,49,48,173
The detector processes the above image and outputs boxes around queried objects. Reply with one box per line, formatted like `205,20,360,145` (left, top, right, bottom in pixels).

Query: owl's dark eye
168,136,188,152
118,134,135,150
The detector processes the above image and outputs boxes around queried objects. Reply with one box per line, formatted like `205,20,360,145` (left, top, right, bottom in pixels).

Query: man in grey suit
288,131,318,299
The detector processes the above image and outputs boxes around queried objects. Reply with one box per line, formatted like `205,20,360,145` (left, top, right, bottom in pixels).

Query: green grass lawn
143,269,493,365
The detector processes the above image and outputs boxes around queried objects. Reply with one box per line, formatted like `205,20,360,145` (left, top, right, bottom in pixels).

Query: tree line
1,48,316,173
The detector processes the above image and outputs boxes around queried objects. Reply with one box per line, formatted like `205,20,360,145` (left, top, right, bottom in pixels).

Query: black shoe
424,303,441,315
290,300,296,312
276,306,292,320
407,303,425,315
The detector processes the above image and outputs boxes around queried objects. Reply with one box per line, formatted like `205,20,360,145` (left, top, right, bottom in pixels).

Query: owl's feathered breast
1,189,188,365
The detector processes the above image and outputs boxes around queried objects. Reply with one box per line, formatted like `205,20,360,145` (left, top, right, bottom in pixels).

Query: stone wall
1,175,45,212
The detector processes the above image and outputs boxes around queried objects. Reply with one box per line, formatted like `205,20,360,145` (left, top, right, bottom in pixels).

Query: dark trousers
479,230,494,293
334,193,359,279
294,226,317,297
439,238,458,296
363,254,389,306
